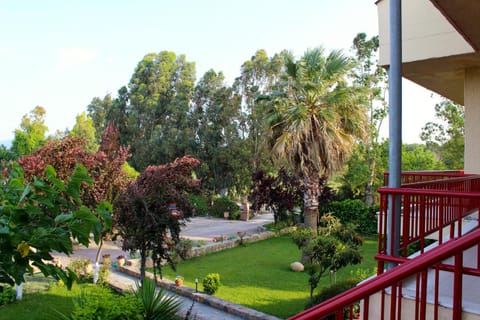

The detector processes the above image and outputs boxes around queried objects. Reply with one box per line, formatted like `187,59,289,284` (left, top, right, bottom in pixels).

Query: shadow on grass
244,295,312,319
0,290,75,320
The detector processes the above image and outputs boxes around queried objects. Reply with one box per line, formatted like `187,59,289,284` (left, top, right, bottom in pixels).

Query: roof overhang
377,0,480,105
431,0,480,51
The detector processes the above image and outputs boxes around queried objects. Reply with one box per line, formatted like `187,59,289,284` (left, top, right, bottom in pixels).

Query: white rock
290,261,304,272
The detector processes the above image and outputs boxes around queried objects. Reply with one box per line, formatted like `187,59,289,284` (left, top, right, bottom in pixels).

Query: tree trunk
365,156,376,206
140,249,147,280
301,175,320,264
93,238,104,284
303,175,320,234
16,284,23,300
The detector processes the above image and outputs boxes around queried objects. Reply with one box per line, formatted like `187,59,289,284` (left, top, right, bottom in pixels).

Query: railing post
453,253,463,320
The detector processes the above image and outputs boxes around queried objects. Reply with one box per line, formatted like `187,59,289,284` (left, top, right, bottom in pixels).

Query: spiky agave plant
134,278,182,320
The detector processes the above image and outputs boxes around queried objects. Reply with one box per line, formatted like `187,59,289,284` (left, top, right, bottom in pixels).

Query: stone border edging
186,230,275,258
118,265,281,320
186,226,296,259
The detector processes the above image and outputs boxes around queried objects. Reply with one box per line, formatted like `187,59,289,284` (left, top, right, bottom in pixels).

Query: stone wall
186,230,277,258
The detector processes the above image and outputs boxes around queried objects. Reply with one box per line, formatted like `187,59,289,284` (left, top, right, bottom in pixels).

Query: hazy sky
0,0,438,143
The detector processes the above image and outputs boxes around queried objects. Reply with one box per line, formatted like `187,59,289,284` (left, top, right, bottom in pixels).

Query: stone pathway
107,270,247,320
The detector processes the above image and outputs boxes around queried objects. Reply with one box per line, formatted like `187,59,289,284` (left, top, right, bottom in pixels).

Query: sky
0,0,439,144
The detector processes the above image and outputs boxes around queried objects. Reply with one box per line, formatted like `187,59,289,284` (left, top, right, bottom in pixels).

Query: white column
464,68,480,174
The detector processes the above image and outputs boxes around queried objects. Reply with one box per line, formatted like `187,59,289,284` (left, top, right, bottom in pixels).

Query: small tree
115,156,201,280
11,106,48,157
70,111,99,153
0,163,111,292
291,214,363,299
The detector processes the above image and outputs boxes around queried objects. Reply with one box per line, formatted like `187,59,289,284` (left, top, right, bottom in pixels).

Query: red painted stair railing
289,227,480,320
289,172,480,320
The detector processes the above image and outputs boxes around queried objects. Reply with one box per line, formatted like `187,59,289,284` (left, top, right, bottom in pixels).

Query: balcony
289,171,480,320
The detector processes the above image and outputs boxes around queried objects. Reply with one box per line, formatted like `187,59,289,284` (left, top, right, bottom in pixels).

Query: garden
153,234,377,318
0,234,377,319
0,123,381,319
0,36,400,319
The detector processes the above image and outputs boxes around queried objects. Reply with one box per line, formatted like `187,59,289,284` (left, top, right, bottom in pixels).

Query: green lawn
0,276,80,320
0,236,377,319
159,235,378,319
0,278,134,320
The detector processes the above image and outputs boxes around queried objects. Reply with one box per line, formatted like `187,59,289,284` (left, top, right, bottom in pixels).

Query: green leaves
421,99,464,169
67,165,93,204
293,214,364,299
134,278,182,319
69,206,100,247
11,106,48,157
0,163,112,288
93,201,113,244
54,213,73,224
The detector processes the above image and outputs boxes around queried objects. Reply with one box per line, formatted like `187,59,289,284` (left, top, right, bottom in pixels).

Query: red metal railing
288,227,480,320
289,172,480,320
377,175,480,268
383,170,466,186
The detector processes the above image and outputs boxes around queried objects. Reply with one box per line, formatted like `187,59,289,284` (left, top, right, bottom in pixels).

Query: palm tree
265,47,366,234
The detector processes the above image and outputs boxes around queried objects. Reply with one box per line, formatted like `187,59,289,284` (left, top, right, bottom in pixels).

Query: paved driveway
180,213,274,241
55,213,274,265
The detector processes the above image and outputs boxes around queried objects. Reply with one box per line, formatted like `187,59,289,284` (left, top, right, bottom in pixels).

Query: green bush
320,199,378,235
68,259,93,283
188,194,210,216
229,210,241,220
202,273,221,295
306,278,360,309
405,238,437,256
58,285,139,320
193,240,207,247
97,263,110,286
0,285,16,306
210,197,240,218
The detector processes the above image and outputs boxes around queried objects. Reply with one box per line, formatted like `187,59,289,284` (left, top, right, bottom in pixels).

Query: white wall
377,0,473,66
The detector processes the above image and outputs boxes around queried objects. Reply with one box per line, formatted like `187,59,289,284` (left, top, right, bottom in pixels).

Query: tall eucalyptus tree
351,33,388,205
191,69,248,194
127,52,196,169
233,49,289,171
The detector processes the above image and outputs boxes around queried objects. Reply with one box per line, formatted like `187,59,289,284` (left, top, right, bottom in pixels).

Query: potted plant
175,275,184,286
117,255,126,267
102,253,111,265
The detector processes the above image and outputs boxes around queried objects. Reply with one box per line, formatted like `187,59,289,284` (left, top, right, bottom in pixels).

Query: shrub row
189,195,241,219
320,199,378,235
